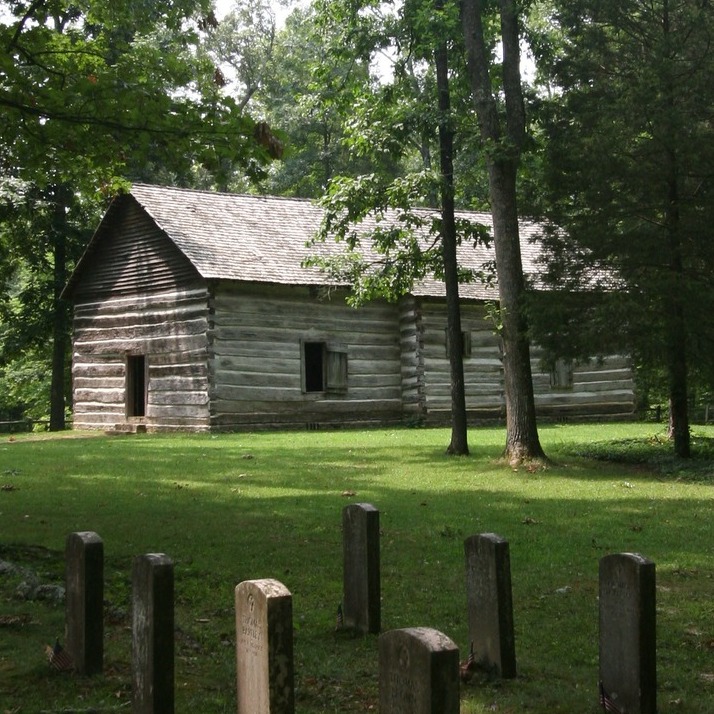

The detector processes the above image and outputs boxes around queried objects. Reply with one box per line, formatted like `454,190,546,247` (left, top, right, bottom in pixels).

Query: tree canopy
2,0,712,456
0,0,273,426
536,0,714,456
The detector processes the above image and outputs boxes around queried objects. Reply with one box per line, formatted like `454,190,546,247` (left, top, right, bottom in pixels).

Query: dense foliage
0,0,273,426
535,0,714,455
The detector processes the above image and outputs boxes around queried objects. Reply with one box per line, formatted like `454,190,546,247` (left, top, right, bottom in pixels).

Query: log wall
208,284,403,429
416,299,634,423
530,347,635,419
418,300,505,422
398,295,426,422
71,287,211,432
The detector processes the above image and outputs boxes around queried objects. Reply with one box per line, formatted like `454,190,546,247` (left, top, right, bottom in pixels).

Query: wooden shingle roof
68,183,546,301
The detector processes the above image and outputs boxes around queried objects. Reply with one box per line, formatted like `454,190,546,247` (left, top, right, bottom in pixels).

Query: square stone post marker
132,554,174,714
599,552,657,714
235,578,294,714
464,533,516,678
342,503,380,634
379,627,460,714
65,531,104,675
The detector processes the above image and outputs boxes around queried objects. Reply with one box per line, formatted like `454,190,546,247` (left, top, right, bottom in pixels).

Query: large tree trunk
661,1,690,458
435,9,469,455
667,308,690,458
462,0,544,462
664,154,690,457
488,160,543,461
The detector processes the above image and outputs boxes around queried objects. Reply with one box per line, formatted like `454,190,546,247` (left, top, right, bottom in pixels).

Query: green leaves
307,169,489,305
537,0,714,453
0,0,276,423
1,0,267,191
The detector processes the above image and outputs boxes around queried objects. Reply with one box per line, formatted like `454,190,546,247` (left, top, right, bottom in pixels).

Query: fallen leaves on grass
0,613,33,626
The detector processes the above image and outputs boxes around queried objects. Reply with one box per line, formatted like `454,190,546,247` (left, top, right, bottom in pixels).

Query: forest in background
1,0,712,458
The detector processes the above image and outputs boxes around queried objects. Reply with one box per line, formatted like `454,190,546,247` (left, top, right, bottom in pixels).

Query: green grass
0,423,713,712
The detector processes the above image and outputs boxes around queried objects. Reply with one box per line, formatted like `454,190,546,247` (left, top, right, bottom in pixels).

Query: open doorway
126,354,146,417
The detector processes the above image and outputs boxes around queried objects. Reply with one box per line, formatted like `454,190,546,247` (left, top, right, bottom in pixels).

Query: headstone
132,554,174,714
379,627,460,714
235,579,294,714
342,503,380,634
65,531,104,675
464,533,516,678
599,552,657,714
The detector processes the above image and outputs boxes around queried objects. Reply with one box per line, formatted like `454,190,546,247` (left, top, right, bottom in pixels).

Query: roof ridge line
131,183,316,206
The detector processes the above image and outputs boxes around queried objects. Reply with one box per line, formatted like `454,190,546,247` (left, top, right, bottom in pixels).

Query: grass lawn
0,422,713,713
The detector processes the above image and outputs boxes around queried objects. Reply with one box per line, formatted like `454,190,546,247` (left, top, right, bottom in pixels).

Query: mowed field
0,422,712,712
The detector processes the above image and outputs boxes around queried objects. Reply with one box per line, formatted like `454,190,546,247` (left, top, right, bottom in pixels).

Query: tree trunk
663,159,690,457
435,11,469,456
661,0,690,458
488,161,543,462
49,185,70,431
461,0,544,462
664,186,690,457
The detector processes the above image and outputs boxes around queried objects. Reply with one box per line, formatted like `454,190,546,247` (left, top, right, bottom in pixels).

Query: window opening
302,341,348,394
127,355,146,417
550,358,574,390
303,342,324,393
445,329,472,358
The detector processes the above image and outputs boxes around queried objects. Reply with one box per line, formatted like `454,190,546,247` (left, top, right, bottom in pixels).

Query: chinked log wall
416,300,634,423
71,287,212,432
419,300,506,422
68,197,214,432
531,347,635,419
398,295,426,422
207,283,404,430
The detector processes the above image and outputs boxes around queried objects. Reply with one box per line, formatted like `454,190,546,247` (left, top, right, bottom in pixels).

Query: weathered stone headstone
599,552,657,714
342,502,380,634
235,579,294,714
464,533,516,678
65,531,104,675
132,554,174,714
379,627,460,714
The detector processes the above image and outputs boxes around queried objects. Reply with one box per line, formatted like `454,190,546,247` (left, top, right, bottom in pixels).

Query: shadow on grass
1,426,713,713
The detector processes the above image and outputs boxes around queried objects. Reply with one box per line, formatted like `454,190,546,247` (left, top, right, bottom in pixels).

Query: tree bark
461,0,544,462
661,0,690,458
663,159,689,456
435,17,469,456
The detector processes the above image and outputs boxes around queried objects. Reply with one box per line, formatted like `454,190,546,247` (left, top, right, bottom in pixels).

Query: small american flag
335,603,344,631
45,640,74,672
599,681,622,713
460,641,477,683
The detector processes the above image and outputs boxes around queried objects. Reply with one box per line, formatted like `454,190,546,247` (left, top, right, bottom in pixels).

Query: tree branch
7,0,48,52
0,95,249,140
461,0,501,143
499,0,526,150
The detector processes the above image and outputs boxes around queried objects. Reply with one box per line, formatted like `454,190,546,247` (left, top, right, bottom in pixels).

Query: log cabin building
62,184,634,432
